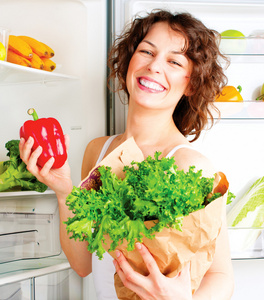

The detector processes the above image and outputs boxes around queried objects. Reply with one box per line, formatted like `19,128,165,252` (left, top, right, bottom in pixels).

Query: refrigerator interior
112,1,264,300
0,0,107,299
0,0,107,185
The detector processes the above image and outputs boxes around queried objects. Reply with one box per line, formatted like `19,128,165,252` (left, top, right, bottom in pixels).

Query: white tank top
92,135,194,300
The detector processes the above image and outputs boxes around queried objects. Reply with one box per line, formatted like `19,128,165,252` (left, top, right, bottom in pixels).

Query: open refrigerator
0,0,264,299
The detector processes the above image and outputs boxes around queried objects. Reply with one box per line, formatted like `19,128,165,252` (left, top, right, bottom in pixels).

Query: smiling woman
19,9,234,300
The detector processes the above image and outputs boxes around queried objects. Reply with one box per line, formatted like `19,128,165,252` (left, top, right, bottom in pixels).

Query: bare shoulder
172,147,216,178
81,136,110,180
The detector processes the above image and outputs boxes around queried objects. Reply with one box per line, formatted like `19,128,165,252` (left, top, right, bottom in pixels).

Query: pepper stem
27,108,39,121
237,85,242,93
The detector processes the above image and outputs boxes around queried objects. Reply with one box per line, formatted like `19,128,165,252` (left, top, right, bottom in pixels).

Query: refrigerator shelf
228,227,264,260
0,189,55,199
0,189,57,214
224,55,264,64
0,190,61,264
0,60,78,85
210,101,264,119
0,252,69,286
0,230,38,249
220,36,264,56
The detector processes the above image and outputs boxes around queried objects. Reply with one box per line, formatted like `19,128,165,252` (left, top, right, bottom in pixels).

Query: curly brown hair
108,10,229,141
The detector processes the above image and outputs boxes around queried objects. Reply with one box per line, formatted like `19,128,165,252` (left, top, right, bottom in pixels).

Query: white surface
232,259,264,300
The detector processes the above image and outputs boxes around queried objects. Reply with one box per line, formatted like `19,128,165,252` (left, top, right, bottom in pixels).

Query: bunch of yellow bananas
7,35,56,72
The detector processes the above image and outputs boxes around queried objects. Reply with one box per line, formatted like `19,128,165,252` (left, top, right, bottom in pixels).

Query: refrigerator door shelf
0,60,78,85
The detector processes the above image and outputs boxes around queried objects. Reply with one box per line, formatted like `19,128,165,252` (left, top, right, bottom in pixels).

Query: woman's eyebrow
141,39,184,54
141,39,155,47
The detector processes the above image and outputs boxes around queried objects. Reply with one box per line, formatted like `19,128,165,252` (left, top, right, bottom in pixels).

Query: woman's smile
137,76,166,93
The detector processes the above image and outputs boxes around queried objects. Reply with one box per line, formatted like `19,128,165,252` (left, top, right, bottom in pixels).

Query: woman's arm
19,135,107,277
60,136,110,276
193,215,234,300
176,148,234,299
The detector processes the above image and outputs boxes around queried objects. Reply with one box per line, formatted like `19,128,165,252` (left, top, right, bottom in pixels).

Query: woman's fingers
25,145,42,176
113,244,162,298
19,136,34,164
114,250,138,279
114,250,145,292
135,243,161,275
114,246,192,300
39,157,55,177
19,137,44,177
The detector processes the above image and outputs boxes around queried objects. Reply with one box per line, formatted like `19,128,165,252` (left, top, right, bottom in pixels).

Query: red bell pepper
20,108,67,169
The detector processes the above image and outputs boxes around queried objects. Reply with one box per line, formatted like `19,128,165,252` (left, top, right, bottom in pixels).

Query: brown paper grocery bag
107,192,227,299
79,137,144,190
79,137,228,299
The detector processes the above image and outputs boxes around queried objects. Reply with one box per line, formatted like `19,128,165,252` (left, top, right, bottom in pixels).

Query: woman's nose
147,57,162,73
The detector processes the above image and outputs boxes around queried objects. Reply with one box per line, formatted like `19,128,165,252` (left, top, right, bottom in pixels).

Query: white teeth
139,78,164,91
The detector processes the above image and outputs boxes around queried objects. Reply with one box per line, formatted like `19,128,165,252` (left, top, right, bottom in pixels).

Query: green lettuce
65,152,223,259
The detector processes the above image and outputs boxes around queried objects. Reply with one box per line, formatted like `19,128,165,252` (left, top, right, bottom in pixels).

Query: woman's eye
140,50,153,56
169,60,182,66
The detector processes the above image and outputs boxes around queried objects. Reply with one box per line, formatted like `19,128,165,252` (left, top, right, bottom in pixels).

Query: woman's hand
113,243,192,300
19,135,72,199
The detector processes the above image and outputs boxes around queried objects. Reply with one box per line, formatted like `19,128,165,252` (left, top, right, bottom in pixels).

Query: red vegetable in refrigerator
20,108,67,168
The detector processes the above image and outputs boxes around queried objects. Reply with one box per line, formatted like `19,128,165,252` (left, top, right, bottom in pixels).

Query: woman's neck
123,104,181,148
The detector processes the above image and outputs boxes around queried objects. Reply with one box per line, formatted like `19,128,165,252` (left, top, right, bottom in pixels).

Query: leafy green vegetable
227,176,264,227
227,176,264,251
65,152,222,259
0,140,48,192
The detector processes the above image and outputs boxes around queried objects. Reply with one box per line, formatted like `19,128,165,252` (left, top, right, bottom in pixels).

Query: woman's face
126,21,192,111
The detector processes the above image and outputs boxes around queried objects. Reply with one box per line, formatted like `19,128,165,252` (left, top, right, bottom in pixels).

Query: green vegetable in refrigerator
0,161,7,175
0,139,48,192
256,83,264,101
227,176,264,227
227,176,264,250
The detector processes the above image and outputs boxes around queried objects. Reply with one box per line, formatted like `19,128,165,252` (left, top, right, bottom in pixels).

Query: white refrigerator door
0,0,107,299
